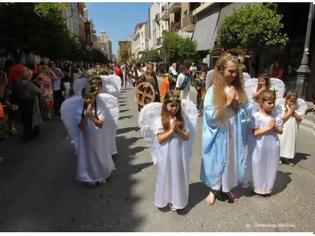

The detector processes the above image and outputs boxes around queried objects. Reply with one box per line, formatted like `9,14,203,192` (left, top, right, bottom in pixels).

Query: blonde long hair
212,53,247,123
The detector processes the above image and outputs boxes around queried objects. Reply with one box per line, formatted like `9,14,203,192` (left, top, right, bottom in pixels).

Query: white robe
279,106,300,159
75,106,115,183
153,117,190,210
245,112,282,194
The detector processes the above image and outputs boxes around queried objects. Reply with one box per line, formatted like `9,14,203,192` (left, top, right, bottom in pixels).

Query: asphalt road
0,84,314,232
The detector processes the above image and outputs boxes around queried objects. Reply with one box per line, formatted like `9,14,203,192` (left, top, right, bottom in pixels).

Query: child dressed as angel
153,90,193,211
138,89,197,212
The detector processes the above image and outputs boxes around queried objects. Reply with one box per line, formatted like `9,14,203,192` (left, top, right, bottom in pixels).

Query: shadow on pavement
117,127,140,135
118,115,132,120
272,171,292,196
177,182,208,215
0,117,145,232
293,152,310,165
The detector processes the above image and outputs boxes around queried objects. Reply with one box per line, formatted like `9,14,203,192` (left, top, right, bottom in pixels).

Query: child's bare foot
226,191,238,203
205,191,216,205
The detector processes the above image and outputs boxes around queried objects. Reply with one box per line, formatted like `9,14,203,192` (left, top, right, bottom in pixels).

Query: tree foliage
161,32,197,64
142,49,162,63
217,3,289,53
0,3,107,63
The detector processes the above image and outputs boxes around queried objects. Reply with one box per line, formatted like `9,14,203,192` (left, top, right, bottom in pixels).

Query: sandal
226,191,238,203
205,191,216,205
168,203,177,212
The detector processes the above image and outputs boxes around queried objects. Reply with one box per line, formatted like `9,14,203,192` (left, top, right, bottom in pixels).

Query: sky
86,2,153,57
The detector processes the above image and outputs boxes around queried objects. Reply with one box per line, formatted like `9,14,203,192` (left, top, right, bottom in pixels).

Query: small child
251,73,270,113
245,90,283,196
279,90,303,166
153,90,190,211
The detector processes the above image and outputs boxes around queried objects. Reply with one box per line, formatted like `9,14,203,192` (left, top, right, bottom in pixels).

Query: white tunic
153,117,190,210
75,106,115,183
246,112,282,194
279,106,300,159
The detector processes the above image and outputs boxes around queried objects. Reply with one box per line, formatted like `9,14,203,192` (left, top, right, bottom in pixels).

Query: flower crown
164,89,181,102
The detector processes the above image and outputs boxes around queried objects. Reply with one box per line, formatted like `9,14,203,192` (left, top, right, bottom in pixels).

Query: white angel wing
181,99,198,158
100,75,121,98
181,99,198,130
274,98,285,117
96,93,119,125
244,78,258,102
73,77,89,96
270,78,285,98
96,93,120,155
138,102,162,165
242,72,251,82
60,96,83,152
296,98,307,115
276,97,307,116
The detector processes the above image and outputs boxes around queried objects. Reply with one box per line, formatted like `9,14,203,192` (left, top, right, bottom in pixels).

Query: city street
0,84,314,232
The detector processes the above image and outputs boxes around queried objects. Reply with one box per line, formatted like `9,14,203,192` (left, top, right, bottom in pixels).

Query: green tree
143,49,162,62
161,32,197,64
217,3,288,54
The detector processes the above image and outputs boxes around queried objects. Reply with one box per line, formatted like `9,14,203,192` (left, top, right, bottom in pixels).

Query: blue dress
200,86,251,190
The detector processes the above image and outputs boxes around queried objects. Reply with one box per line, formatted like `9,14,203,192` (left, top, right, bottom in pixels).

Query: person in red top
113,64,124,87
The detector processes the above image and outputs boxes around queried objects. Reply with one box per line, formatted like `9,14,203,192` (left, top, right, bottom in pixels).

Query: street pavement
0,82,314,232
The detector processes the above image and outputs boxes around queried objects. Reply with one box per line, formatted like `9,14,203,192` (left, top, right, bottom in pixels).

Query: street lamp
296,3,314,99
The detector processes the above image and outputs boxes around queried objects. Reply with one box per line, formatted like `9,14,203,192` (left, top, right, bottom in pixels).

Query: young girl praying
279,90,303,166
200,53,250,205
245,90,283,196
153,90,190,212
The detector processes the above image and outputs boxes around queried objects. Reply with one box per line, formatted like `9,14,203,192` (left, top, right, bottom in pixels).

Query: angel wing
276,98,307,115
242,72,251,82
270,78,285,98
60,96,83,152
96,93,119,126
244,78,257,102
96,93,120,155
138,102,162,165
100,75,121,98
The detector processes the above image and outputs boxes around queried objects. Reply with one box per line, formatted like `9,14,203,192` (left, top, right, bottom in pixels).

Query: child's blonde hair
258,90,276,104
285,90,298,102
212,53,247,123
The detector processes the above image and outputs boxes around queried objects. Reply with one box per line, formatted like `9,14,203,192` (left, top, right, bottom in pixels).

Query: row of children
139,52,305,212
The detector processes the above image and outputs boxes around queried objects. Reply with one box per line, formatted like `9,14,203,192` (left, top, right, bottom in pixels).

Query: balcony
181,15,195,32
168,3,181,13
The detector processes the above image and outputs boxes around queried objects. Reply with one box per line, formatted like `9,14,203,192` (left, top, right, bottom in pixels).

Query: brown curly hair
161,90,184,131
212,53,247,123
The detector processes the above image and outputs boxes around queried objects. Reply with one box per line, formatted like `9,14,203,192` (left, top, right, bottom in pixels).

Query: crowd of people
0,51,307,214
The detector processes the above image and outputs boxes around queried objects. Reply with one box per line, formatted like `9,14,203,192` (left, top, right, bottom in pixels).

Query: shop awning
192,8,220,51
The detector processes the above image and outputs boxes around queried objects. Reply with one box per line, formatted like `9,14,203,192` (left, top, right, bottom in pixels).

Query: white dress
211,107,239,193
246,112,282,194
153,117,190,210
75,106,115,183
279,106,300,159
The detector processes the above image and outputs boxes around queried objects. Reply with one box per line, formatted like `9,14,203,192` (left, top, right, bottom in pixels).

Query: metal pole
296,3,313,99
